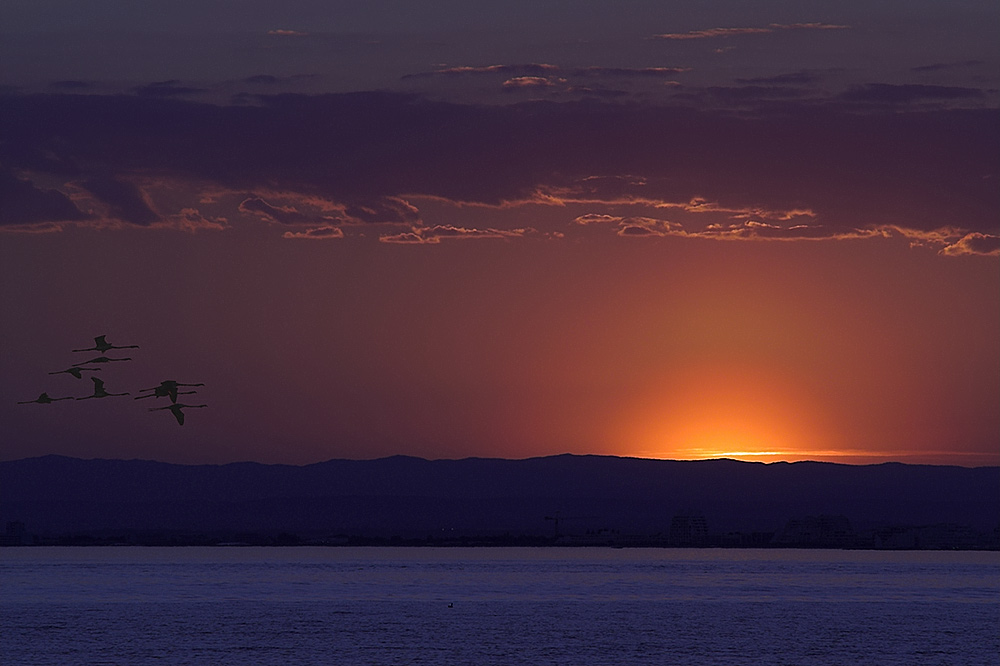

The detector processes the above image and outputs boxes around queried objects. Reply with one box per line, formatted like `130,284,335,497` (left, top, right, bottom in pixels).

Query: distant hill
1,455,997,543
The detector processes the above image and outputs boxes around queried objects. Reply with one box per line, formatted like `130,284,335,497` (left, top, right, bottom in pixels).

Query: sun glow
616,362,833,463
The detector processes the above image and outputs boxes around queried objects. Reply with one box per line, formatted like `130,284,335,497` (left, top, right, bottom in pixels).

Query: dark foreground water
1,547,997,665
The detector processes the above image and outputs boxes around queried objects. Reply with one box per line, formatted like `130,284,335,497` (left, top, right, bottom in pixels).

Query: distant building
669,514,708,546
0,521,31,546
720,531,775,548
876,523,985,550
775,515,855,548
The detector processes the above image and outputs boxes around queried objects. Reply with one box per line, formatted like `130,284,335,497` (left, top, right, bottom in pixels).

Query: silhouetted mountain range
1,455,997,544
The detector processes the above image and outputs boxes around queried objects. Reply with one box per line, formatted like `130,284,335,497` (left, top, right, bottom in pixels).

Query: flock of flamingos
16,335,206,425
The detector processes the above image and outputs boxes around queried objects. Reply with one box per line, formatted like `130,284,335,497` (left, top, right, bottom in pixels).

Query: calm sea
1,547,997,665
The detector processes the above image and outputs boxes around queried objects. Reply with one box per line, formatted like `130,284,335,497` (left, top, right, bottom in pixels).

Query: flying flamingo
149,402,207,425
136,380,205,403
18,392,73,405
135,387,197,402
73,335,139,354
77,377,130,400
49,366,102,379
72,355,132,367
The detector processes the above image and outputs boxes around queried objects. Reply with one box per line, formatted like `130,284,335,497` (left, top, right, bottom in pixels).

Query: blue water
1,547,997,665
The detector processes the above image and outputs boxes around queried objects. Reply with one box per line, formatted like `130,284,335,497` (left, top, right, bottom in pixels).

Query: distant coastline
3,454,998,550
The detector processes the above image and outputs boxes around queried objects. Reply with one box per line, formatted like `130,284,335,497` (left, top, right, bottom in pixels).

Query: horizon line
2,452,997,469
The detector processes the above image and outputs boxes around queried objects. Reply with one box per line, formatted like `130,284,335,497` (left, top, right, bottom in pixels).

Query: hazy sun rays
615,360,833,464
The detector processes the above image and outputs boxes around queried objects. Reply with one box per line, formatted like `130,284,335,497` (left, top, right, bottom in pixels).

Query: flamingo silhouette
72,355,132,367
149,402,207,425
136,380,204,403
73,335,139,354
49,366,102,379
77,377,130,400
18,392,73,405
135,387,197,402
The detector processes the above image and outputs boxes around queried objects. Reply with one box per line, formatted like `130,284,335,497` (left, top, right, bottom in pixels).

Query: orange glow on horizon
623,448,999,466
615,361,835,464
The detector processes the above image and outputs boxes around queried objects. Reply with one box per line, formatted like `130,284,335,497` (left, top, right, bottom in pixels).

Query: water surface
2,547,997,665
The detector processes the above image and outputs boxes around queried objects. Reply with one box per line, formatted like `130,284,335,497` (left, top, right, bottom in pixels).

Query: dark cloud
572,67,688,78
654,23,848,40
0,91,995,238
941,232,1000,257
402,64,560,80
240,194,420,226
655,26,773,40
695,85,813,102
343,197,420,225
557,175,649,202
49,80,96,90
840,84,985,104
80,177,159,225
239,197,340,226
134,80,207,97
244,75,282,85
566,87,630,99
242,74,318,86
911,60,984,73
734,71,823,85
0,170,87,226
405,64,688,82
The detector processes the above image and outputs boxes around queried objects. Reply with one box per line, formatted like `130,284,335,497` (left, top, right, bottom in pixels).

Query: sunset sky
1,1,997,466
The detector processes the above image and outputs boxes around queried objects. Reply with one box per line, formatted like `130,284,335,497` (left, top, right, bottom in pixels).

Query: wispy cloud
693,220,882,241
405,64,688,81
240,196,343,226
839,83,985,104
574,214,880,242
133,80,206,98
405,64,560,78
282,226,345,240
0,170,89,227
380,225,533,244
940,232,1000,257
165,208,227,233
80,177,159,225
503,77,558,91
911,60,984,73
1,91,994,253
49,80,96,91
654,22,849,40
880,225,1000,257
734,70,826,85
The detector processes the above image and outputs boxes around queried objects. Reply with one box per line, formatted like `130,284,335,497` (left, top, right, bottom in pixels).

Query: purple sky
2,1,997,465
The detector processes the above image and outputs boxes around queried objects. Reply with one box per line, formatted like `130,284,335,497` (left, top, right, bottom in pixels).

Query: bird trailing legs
77,377,130,400
72,355,132,367
149,402,207,425
49,366,102,379
135,387,196,402
137,380,205,403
